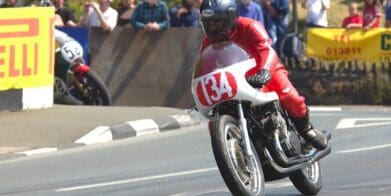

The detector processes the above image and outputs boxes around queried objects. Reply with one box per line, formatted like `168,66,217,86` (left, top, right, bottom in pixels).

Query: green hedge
283,58,391,105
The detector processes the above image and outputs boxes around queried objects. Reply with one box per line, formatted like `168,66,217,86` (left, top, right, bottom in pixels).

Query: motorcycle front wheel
211,115,265,196
71,70,112,106
289,161,322,195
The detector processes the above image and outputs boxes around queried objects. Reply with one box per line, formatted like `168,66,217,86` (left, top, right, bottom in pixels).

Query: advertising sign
0,7,54,90
307,28,391,62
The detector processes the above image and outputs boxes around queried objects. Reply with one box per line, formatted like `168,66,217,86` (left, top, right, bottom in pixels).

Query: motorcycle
191,42,331,195
54,38,112,106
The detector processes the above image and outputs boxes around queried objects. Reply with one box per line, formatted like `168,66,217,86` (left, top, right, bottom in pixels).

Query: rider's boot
291,112,330,150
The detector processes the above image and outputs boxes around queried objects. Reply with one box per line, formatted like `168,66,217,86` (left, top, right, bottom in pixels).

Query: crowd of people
341,0,387,29
1,0,391,47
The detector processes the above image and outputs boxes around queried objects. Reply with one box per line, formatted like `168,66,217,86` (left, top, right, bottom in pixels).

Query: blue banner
56,27,90,64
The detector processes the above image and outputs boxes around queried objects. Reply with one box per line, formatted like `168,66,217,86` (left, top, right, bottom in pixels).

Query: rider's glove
246,69,271,88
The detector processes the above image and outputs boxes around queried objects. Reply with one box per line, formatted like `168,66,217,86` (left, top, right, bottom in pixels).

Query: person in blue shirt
131,0,169,31
0,0,22,8
262,0,289,52
169,0,200,27
238,0,265,25
386,0,391,27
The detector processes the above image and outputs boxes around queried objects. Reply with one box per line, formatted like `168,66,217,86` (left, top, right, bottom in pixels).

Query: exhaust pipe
312,145,332,162
268,129,332,167
264,145,332,174
268,130,314,166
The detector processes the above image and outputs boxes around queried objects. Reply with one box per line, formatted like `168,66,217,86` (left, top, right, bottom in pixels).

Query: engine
252,102,302,157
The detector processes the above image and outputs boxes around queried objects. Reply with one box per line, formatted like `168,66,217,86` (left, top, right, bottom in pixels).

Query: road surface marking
170,114,201,127
169,188,227,196
74,126,112,145
55,167,218,192
308,106,342,112
266,181,292,188
126,119,159,136
16,147,58,156
335,118,391,129
0,146,29,154
169,181,292,196
337,144,391,153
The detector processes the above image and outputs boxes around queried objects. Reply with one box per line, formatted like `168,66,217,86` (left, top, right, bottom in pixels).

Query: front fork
67,64,90,97
237,102,255,158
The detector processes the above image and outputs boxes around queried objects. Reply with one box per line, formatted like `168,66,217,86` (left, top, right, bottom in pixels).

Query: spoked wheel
289,161,322,195
211,115,265,196
71,70,112,106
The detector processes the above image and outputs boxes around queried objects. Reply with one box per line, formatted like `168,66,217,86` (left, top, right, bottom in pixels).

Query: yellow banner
0,7,54,90
307,28,391,62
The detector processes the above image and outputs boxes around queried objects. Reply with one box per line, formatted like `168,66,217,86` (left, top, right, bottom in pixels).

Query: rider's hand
246,69,271,88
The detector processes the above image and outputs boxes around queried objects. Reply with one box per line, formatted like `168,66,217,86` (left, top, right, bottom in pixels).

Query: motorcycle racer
54,28,74,45
53,28,84,65
198,0,329,150
52,28,112,105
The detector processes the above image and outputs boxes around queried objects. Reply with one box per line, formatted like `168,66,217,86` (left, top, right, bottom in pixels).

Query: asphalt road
0,105,187,150
1,107,391,196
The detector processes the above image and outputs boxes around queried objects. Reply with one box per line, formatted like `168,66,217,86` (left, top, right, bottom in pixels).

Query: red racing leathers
200,17,307,118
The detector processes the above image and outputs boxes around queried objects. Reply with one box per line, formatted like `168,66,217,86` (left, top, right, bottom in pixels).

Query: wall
90,27,391,108
90,27,202,108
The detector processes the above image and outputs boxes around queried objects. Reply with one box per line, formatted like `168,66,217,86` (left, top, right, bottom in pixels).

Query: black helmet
200,0,239,40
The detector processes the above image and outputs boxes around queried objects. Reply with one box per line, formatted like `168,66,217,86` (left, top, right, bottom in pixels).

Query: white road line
169,181,292,196
337,144,391,153
16,148,58,156
335,118,391,129
74,126,113,145
170,114,200,127
308,106,342,112
55,167,218,192
266,181,292,188
169,188,227,196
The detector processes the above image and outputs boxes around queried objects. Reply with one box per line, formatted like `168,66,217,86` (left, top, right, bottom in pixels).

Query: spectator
386,0,391,27
79,0,118,31
131,0,169,31
169,0,200,27
51,0,77,27
342,2,363,28
194,0,203,8
363,0,382,29
239,0,264,25
54,14,64,26
117,0,136,26
262,0,290,50
0,0,22,8
301,0,330,27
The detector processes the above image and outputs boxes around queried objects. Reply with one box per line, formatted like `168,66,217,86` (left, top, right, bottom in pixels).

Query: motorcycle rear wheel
289,161,322,195
211,115,265,196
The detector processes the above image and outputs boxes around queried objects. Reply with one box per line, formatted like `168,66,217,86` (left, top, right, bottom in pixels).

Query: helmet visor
201,13,229,40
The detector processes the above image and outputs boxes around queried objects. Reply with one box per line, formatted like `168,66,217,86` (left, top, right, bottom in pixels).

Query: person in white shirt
301,0,330,27
79,0,118,31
